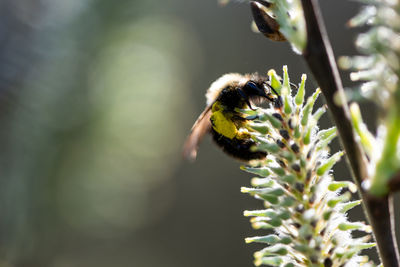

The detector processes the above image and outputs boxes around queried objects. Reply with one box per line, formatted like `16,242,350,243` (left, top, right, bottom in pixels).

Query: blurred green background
0,0,397,266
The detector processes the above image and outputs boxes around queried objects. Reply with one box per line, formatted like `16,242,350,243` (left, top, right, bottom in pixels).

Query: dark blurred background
0,0,397,266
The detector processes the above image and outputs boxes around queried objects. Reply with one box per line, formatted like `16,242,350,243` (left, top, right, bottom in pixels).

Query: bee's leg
274,96,283,109
233,114,259,121
264,95,275,102
245,115,259,120
233,114,247,121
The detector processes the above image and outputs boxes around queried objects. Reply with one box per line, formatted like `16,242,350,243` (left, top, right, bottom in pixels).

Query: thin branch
388,171,400,192
366,194,400,266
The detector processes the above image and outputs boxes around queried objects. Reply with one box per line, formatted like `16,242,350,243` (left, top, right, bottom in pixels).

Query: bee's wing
183,105,212,161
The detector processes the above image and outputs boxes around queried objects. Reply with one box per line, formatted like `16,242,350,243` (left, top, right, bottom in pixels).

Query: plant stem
365,194,400,267
299,0,400,265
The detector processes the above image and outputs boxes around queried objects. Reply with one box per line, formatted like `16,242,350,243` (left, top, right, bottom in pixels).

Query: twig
366,194,400,266
388,171,400,192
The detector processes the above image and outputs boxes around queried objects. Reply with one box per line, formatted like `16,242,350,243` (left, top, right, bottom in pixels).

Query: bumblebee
183,73,282,161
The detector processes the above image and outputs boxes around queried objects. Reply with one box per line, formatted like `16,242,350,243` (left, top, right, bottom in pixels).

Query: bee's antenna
263,82,283,108
289,82,298,89
263,82,280,97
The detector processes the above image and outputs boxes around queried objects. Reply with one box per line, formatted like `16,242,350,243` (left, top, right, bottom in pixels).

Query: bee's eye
246,81,258,91
244,81,267,97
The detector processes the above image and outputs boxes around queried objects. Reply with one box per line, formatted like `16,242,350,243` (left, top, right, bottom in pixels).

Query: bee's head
239,79,282,109
242,80,270,98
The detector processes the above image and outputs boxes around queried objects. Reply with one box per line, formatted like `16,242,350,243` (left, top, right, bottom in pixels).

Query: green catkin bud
241,166,270,177
259,194,279,205
328,181,357,192
241,187,285,197
237,107,259,116
245,235,281,244
349,103,375,157
327,192,352,208
303,127,312,145
323,210,333,221
316,151,344,176
261,245,288,256
256,142,280,153
280,150,294,161
312,106,326,122
301,104,312,126
244,209,276,217
249,124,270,135
254,256,283,267
268,69,282,94
338,200,362,213
251,177,274,187
281,196,296,207
301,89,320,126
270,167,286,176
282,65,291,96
317,127,337,140
284,95,292,114
316,129,338,151
264,113,283,128
295,74,307,106
240,68,373,267
348,6,376,27
338,222,372,233
294,125,301,139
